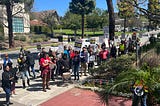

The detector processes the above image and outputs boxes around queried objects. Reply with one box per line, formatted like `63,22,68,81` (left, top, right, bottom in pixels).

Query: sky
34,0,118,16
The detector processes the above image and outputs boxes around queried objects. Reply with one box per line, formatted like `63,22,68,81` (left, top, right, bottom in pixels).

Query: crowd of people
1,36,141,105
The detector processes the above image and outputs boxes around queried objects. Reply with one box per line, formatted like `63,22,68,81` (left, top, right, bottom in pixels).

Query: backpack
3,58,12,68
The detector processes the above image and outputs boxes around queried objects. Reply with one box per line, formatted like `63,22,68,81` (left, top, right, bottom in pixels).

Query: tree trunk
6,2,14,48
50,27,54,37
106,0,115,40
81,14,85,38
123,16,127,34
74,30,77,36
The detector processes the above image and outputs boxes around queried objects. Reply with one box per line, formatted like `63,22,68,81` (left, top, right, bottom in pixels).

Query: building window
13,17,24,33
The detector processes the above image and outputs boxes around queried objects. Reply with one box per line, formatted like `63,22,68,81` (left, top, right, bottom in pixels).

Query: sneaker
9,102,13,105
6,102,13,105
46,87,51,90
43,89,46,92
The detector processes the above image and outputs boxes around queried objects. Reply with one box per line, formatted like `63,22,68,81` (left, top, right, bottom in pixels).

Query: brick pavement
40,88,132,106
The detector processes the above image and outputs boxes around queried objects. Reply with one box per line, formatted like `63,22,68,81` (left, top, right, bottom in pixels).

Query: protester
69,48,75,70
38,48,46,77
10,66,18,97
3,53,13,69
17,54,30,89
99,45,109,64
26,51,36,78
59,54,70,81
49,51,57,81
131,80,148,106
73,51,80,80
119,41,125,55
40,52,52,92
64,45,70,58
88,50,95,70
2,65,13,106
80,47,88,76
110,44,117,58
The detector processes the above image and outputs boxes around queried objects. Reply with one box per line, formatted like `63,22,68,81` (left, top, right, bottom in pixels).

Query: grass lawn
54,29,103,35
54,29,135,36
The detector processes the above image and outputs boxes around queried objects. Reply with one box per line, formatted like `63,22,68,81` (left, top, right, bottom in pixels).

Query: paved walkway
0,75,133,106
40,88,132,106
0,74,88,106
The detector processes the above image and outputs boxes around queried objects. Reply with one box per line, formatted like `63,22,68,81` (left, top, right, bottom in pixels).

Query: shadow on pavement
26,82,42,92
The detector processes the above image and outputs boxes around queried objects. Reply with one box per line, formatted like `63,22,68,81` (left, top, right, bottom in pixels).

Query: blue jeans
20,70,30,80
132,93,147,106
4,88,11,103
30,64,36,77
73,64,79,80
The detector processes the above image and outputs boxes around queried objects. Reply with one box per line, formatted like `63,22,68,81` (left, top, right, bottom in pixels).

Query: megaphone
134,86,144,96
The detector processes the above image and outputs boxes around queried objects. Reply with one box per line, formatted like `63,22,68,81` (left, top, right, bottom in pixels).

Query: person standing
49,51,57,81
80,47,88,76
38,48,46,77
88,50,95,70
110,45,117,58
40,52,52,92
99,46,109,64
73,51,80,80
26,51,36,78
3,53,13,69
131,80,148,106
17,54,30,89
2,65,13,106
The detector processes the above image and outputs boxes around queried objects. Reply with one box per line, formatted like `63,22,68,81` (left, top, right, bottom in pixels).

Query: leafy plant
98,51,160,105
90,53,136,79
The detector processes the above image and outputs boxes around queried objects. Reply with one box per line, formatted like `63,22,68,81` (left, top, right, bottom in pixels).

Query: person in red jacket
99,46,109,64
40,52,52,92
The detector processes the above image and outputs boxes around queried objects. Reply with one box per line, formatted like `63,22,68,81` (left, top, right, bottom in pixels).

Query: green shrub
90,53,136,79
19,36,26,41
14,36,19,40
33,38,43,43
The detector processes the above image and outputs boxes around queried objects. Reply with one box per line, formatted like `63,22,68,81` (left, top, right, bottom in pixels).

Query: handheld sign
74,39,82,51
90,38,96,44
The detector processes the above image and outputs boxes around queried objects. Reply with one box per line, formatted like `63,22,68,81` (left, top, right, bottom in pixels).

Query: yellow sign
90,39,95,44
74,40,82,48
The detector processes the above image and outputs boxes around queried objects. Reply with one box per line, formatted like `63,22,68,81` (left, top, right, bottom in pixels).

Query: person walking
40,52,52,92
2,65,13,106
17,54,30,89
73,51,80,80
